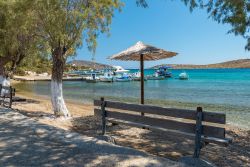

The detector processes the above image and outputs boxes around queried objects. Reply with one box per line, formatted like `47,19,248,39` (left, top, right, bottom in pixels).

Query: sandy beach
9,91,250,167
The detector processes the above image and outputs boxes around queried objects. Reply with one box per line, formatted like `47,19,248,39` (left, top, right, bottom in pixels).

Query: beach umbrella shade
108,41,177,107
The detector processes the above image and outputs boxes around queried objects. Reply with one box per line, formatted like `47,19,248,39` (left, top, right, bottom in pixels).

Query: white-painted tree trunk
0,75,4,85
0,75,10,96
51,80,70,117
0,76,10,86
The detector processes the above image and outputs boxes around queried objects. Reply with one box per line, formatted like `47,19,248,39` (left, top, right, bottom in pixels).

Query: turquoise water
15,68,250,129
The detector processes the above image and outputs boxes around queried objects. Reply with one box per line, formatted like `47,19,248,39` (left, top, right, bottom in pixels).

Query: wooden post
193,107,203,158
101,97,107,135
9,87,13,108
0,84,2,105
140,54,144,116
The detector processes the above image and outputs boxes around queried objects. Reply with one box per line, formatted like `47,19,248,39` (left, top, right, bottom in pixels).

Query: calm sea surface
15,69,250,129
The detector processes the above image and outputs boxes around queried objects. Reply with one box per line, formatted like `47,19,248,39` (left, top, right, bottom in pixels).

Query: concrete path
0,108,186,167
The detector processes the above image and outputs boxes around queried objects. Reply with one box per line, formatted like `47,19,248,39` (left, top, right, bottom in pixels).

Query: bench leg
193,107,203,158
101,97,107,135
9,98,12,108
9,89,13,108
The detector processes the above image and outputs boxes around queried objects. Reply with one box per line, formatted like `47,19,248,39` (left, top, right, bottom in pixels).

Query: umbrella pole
140,54,145,116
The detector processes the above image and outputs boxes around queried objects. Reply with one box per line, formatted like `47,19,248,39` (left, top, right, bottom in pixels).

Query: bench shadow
70,115,250,167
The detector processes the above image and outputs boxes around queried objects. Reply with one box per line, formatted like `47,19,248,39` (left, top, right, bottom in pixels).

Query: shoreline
12,79,250,130
13,75,87,81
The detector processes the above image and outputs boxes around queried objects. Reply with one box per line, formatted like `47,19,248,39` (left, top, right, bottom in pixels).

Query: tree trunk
51,47,70,117
0,58,10,86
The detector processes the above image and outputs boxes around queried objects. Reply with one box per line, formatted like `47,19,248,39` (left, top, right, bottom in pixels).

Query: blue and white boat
115,73,131,82
156,66,172,78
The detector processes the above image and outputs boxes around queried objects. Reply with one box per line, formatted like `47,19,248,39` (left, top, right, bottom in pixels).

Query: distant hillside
67,60,112,69
152,59,250,69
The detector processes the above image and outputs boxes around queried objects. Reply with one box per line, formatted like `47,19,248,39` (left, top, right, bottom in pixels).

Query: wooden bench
0,84,16,108
94,97,232,159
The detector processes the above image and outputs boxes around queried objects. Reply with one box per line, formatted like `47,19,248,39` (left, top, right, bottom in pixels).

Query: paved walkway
0,108,186,167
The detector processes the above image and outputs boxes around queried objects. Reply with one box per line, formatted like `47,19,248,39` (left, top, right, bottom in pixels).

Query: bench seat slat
94,100,225,124
94,109,225,139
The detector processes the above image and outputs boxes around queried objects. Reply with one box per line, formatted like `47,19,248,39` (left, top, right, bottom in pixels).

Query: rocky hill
67,60,112,69
152,59,250,69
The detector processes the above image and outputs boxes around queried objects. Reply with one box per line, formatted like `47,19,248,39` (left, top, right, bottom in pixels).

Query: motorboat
179,72,189,80
156,66,172,78
99,71,114,82
115,73,131,82
113,66,129,74
86,73,99,83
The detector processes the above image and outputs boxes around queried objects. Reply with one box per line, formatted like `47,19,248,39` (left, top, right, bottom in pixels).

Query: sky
75,0,249,69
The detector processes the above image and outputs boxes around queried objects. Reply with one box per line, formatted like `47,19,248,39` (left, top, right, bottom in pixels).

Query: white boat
99,72,114,82
147,72,165,80
131,72,147,81
86,73,99,83
179,72,189,80
113,66,129,74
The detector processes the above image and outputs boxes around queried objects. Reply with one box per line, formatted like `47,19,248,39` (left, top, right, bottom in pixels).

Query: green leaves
34,0,122,57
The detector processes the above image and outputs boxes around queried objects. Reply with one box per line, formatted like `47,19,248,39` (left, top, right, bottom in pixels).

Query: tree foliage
33,0,122,61
0,0,42,75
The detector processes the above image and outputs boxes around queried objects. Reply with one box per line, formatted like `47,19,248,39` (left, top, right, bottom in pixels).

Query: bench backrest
94,99,226,139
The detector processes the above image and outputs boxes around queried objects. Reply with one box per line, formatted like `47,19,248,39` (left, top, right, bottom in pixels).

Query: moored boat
86,73,99,83
156,66,172,78
131,72,147,81
179,72,189,80
115,73,131,82
113,66,129,74
99,71,114,82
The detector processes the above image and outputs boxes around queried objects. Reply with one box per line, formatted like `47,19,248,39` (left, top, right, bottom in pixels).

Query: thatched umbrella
108,41,177,105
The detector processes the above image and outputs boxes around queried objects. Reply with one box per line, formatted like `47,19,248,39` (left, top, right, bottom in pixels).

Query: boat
147,72,165,80
131,72,147,81
99,71,114,82
86,73,99,83
115,73,131,82
179,72,189,80
113,66,129,74
156,66,172,78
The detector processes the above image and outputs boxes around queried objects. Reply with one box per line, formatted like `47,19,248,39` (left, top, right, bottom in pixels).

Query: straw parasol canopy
109,41,177,108
108,41,177,61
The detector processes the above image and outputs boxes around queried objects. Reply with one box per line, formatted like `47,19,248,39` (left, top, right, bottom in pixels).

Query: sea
14,68,250,129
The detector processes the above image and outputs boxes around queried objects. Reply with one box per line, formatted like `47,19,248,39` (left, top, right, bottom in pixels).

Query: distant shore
152,59,250,69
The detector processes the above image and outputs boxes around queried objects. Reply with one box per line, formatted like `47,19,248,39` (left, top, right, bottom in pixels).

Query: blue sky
75,0,249,69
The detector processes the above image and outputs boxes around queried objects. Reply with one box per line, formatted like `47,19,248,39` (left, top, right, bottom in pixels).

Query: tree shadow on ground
17,110,54,119
0,110,176,167
70,115,250,167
